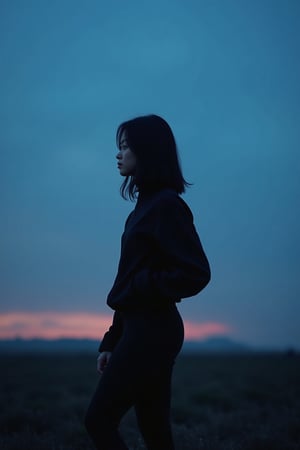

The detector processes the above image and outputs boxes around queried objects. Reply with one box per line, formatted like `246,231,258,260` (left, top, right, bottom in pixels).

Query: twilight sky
0,0,299,349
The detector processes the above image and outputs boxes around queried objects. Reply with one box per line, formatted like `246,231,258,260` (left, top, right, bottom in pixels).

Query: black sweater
99,188,211,352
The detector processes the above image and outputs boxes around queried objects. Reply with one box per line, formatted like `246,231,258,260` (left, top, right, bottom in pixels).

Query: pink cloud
0,312,112,339
184,320,232,340
0,312,232,340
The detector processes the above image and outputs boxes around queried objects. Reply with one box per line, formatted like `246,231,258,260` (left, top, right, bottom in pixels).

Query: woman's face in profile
116,130,137,177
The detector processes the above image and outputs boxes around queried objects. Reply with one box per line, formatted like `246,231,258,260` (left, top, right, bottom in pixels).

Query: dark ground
0,352,300,450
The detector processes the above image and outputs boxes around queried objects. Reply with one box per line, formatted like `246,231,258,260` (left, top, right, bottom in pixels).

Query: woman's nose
116,152,121,160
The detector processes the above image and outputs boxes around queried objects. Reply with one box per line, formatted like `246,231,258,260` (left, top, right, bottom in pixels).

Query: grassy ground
0,352,300,450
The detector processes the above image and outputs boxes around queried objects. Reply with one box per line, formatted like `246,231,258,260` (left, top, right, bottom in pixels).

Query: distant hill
0,338,98,353
0,336,252,353
182,336,251,353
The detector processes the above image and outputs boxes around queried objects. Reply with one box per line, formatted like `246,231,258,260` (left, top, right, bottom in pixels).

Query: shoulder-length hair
116,114,190,200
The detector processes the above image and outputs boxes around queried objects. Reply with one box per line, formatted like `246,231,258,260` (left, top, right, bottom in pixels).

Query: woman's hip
118,304,184,359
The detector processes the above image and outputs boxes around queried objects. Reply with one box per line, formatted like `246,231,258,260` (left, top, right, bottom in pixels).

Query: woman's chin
119,168,132,177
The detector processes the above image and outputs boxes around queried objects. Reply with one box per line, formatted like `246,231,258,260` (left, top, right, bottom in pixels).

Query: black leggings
85,305,184,450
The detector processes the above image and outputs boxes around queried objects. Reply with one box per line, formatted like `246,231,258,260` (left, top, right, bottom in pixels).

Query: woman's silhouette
85,114,211,450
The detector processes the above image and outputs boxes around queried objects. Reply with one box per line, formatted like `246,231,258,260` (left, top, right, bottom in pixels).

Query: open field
0,352,300,450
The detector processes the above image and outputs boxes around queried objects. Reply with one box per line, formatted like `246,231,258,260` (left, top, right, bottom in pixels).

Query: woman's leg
134,363,175,450
133,307,183,450
85,346,135,450
85,306,184,450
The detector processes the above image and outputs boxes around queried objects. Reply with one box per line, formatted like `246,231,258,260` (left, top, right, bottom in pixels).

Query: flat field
0,352,300,450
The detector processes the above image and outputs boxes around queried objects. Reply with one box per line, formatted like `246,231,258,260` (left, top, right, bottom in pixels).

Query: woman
85,114,211,450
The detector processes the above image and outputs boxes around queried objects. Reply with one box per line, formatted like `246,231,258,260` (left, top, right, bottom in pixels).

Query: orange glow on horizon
0,312,232,340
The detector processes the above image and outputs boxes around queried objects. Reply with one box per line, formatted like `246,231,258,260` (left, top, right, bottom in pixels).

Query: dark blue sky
1,0,299,348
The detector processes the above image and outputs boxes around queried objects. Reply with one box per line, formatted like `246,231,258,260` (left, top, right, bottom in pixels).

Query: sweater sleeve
98,311,123,352
132,195,211,303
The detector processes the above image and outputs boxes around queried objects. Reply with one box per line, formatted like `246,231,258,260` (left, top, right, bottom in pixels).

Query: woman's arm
132,195,211,303
98,311,123,352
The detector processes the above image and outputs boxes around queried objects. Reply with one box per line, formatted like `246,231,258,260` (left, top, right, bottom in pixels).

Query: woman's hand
97,351,112,375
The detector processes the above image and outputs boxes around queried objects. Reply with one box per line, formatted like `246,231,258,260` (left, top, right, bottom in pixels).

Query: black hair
116,114,190,200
